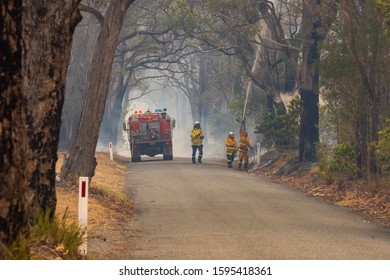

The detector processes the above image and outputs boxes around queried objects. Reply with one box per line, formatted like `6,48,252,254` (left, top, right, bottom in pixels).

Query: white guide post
109,141,113,160
256,143,261,166
78,177,89,255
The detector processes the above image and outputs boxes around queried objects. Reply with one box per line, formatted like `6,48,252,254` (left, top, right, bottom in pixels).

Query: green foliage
228,95,245,121
376,0,390,33
372,119,390,172
256,96,300,148
320,1,390,175
6,209,83,260
226,87,263,128
319,105,336,146
317,142,358,182
316,143,332,182
329,143,357,173
163,0,202,33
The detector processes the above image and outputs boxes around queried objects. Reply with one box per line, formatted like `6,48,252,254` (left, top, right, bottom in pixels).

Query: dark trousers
192,145,203,162
227,153,234,167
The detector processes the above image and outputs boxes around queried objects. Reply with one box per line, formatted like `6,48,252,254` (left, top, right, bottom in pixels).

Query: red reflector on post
81,181,86,197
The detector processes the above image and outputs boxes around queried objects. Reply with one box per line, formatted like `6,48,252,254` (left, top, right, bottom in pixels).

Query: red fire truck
124,108,175,162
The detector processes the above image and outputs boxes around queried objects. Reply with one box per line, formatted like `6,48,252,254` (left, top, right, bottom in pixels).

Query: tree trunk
298,0,338,162
342,0,380,174
258,0,298,92
369,97,379,173
99,82,127,149
62,0,135,181
298,13,321,162
184,86,203,124
60,14,100,150
298,90,319,161
355,112,369,172
102,53,130,148
23,0,82,216
0,0,30,257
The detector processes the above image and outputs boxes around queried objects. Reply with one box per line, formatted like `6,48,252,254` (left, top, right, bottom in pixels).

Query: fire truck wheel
163,155,173,160
163,144,173,160
131,156,141,162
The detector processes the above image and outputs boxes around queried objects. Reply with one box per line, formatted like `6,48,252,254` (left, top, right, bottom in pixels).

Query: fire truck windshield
140,122,160,133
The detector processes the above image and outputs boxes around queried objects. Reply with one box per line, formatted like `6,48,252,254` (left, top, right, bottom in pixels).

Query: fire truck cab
124,108,175,162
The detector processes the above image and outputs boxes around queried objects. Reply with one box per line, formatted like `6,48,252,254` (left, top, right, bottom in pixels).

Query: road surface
125,157,390,259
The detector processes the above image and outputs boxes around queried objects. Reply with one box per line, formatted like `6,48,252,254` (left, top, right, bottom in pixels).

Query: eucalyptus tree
61,0,136,181
149,0,262,137
252,0,301,114
23,0,82,216
253,0,337,160
201,53,247,138
0,0,29,257
61,13,100,149
296,0,338,162
1,0,82,256
97,0,210,147
96,0,251,149
321,0,390,173
171,0,303,139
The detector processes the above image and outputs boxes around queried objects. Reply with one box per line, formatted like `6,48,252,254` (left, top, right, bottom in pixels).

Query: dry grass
55,152,132,259
56,152,131,221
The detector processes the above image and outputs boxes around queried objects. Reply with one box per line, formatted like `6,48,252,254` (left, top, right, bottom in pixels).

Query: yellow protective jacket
238,128,252,152
191,128,204,146
225,137,237,155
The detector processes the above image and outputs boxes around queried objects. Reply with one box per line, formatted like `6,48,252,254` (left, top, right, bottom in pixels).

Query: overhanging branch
79,3,104,27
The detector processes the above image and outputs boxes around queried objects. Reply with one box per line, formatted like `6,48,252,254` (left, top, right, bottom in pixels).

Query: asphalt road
126,157,390,259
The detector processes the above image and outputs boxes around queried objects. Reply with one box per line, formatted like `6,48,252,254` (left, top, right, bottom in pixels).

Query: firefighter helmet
194,121,200,128
229,131,235,137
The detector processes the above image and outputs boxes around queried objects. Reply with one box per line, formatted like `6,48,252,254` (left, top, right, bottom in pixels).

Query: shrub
256,96,300,148
317,142,358,182
329,142,357,174
372,118,390,173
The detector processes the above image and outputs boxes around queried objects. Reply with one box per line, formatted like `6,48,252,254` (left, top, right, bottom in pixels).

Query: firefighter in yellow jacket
225,131,237,168
191,121,204,163
238,126,252,170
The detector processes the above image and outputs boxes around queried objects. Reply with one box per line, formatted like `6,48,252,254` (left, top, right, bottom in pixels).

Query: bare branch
79,3,104,27
250,37,301,52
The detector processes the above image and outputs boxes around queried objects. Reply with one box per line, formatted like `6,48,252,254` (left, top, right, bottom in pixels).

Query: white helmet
194,121,200,125
228,131,235,137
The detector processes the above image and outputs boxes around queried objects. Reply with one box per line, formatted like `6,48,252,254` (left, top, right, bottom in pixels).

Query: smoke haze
96,85,257,161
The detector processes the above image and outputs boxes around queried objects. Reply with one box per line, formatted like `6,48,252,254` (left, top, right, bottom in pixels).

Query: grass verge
24,151,133,259
6,210,83,260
